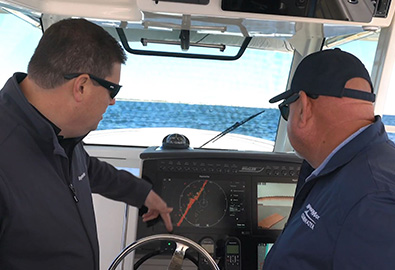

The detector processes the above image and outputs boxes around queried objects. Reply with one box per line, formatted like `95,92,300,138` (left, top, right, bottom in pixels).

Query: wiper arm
199,109,265,148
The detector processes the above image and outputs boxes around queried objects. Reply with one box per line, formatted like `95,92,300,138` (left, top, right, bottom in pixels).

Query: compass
162,133,190,149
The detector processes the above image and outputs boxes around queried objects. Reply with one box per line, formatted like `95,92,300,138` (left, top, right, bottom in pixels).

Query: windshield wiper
199,109,265,148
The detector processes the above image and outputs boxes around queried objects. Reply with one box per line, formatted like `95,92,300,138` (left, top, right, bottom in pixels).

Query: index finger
161,211,173,232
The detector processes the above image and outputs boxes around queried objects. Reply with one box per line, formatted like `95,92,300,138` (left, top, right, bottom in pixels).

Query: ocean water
98,101,395,143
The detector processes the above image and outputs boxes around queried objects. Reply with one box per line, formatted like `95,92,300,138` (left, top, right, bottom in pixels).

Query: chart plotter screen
161,176,249,231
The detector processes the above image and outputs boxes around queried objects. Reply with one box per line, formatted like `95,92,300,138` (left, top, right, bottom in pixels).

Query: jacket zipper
69,183,79,203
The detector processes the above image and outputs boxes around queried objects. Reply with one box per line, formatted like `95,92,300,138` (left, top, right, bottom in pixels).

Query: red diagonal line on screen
177,180,208,227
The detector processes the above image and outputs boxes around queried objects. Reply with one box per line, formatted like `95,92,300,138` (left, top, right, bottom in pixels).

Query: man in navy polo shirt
264,49,395,269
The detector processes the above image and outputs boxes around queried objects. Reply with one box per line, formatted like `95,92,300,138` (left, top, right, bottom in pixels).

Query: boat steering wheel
108,234,220,270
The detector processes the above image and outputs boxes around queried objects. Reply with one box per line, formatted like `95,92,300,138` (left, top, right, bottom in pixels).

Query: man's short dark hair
28,18,127,89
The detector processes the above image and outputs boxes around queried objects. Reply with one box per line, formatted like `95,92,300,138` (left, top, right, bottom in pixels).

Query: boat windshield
1,12,394,151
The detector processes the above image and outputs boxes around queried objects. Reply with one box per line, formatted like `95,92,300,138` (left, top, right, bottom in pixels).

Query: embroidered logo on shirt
78,172,86,181
301,203,320,230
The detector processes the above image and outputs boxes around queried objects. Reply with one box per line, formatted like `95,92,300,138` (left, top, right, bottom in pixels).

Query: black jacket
0,73,152,270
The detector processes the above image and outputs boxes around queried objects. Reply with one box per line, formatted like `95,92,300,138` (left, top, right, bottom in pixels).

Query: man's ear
71,75,89,102
297,91,313,128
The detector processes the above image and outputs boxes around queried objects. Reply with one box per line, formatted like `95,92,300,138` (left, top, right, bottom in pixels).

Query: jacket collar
2,73,85,156
2,73,55,141
317,116,386,177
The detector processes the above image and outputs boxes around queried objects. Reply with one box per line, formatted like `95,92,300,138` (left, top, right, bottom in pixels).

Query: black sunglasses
64,73,122,99
279,93,319,121
278,93,300,121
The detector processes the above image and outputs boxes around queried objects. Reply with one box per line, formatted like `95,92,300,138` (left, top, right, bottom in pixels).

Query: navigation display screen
257,182,296,230
161,176,249,232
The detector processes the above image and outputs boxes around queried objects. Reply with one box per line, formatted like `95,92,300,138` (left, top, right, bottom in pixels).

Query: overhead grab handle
140,38,226,52
116,27,251,60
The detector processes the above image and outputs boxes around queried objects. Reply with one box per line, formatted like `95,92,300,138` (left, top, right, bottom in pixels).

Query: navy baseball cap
269,48,375,103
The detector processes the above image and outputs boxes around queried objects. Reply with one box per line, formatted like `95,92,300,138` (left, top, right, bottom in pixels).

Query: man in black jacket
0,18,172,270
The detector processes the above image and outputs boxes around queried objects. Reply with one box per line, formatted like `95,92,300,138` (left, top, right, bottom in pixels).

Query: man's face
286,95,306,160
80,63,121,135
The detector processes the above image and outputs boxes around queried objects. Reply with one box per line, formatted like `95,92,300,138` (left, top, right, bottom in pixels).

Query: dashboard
136,147,302,269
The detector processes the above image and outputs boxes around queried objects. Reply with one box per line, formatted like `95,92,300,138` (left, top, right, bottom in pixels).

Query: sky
1,13,395,114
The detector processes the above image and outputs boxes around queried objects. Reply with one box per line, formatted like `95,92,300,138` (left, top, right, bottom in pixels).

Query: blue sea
98,101,395,143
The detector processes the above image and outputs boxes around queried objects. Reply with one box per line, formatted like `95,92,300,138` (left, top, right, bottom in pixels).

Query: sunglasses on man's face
278,93,320,121
64,73,122,99
278,93,300,121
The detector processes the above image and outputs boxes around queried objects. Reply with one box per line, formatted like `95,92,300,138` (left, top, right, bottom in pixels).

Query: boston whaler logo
301,203,320,230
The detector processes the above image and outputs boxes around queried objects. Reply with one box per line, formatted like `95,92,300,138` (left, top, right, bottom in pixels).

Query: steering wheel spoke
167,242,189,270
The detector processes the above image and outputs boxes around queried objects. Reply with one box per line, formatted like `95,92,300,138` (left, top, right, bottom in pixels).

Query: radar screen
161,177,248,232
